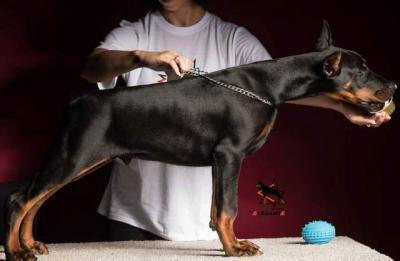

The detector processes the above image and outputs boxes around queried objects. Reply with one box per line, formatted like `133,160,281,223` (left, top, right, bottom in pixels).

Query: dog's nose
390,82,398,91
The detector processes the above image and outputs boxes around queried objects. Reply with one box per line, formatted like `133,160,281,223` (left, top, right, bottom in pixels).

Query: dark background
0,0,399,259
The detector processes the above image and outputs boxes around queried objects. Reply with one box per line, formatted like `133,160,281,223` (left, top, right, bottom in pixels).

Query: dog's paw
6,250,37,261
238,240,261,250
209,220,216,231
31,241,49,255
225,241,263,257
22,240,49,256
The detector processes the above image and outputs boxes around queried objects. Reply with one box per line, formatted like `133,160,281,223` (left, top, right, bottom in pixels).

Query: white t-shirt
97,10,271,241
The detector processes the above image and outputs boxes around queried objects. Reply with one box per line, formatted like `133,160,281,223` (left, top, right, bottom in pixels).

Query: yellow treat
383,100,395,116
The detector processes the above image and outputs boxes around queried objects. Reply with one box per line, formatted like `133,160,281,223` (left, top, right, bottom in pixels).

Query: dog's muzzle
373,98,395,115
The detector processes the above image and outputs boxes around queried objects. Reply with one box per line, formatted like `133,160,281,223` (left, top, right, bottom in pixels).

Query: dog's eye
359,100,369,106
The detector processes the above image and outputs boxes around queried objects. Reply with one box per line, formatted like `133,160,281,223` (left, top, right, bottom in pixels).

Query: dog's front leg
212,151,263,257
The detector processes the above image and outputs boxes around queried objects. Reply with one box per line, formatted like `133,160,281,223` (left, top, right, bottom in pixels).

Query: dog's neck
221,50,337,106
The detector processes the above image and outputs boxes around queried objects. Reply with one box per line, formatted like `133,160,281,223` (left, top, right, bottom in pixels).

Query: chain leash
183,68,273,106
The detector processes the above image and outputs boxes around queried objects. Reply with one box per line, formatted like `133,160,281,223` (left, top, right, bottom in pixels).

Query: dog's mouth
377,98,395,115
360,97,393,114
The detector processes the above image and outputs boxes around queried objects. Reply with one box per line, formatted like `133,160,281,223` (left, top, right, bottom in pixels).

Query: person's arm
81,48,193,83
287,95,390,127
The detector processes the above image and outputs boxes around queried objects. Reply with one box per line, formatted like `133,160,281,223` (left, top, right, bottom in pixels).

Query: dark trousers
105,218,164,241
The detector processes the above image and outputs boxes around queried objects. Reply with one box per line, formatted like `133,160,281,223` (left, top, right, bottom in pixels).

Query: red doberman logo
252,180,286,217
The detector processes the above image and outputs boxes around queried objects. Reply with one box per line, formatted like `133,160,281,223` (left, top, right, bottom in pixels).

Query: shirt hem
98,209,218,241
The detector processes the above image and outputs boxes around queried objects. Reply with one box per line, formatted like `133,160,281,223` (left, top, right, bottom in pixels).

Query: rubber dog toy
301,220,335,244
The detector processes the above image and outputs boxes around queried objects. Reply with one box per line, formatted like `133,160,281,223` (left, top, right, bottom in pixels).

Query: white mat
0,236,393,261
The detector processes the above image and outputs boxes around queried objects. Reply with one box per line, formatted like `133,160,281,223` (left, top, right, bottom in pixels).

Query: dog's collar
183,69,274,107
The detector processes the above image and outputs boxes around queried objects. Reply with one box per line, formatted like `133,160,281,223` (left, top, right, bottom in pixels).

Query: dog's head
316,21,396,114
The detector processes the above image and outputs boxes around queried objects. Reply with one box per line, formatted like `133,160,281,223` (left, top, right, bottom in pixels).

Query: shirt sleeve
233,27,272,65
96,20,139,90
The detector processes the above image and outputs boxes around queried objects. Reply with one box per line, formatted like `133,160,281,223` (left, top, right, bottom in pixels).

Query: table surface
0,236,393,261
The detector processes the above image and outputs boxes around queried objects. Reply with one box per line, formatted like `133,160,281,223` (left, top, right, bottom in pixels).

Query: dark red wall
1,0,399,259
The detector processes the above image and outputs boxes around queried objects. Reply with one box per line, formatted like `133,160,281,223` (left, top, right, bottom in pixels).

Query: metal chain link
183,69,273,106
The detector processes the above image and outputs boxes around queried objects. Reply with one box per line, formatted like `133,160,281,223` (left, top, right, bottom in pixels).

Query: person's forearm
288,94,390,127
286,95,344,114
81,49,193,83
81,49,141,83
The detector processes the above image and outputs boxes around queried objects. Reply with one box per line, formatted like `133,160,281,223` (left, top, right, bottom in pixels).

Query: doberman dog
4,21,396,260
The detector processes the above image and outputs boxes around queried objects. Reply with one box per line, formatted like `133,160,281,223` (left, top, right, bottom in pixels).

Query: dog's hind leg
19,189,55,255
5,184,56,261
18,157,112,256
5,152,114,261
5,97,124,260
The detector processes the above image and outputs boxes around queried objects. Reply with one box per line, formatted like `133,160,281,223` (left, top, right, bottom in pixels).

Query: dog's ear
316,20,333,51
322,51,342,77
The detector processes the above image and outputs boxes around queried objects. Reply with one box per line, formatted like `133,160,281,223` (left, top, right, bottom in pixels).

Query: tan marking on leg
216,212,262,256
71,158,112,182
7,185,60,258
8,158,112,259
7,201,34,255
216,212,237,251
21,158,112,249
256,122,272,140
20,191,56,255
209,170,217,231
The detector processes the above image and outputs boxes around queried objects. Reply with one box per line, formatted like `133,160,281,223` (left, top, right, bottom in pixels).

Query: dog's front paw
22,240,49,256
31,241,49,255
238,240,261,250
6,249,37,261
225,241,263,257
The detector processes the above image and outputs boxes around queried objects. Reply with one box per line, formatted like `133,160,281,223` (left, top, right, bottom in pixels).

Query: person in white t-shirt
81,0,390,241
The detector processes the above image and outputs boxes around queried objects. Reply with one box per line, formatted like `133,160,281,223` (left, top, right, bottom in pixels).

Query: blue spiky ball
301,220,335,244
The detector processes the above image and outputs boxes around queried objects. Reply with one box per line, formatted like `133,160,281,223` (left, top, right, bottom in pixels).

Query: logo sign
252,180,286,217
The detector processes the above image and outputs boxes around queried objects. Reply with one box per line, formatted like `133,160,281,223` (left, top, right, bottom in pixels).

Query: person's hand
134,50,193,77
339,102,391,127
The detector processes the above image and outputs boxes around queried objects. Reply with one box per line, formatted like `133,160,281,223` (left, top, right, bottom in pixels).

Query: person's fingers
372,115,384,126
352,116,376,126
380,111,391,121
146,51,192,77
169,58,181,76
173,56,183,73
153,50,177,69
371,112,390,126
174,55,193,73
343,102,392,127
363,119,377,127
182,56,193,71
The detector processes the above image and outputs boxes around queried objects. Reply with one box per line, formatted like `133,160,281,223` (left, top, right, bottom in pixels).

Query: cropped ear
316,20,333,51
323,52,342,77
